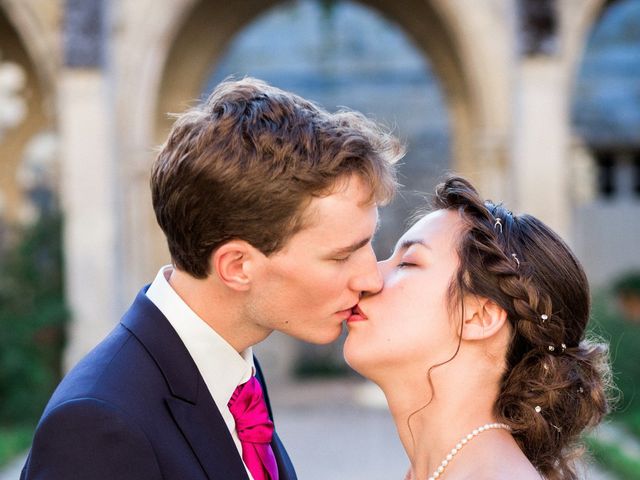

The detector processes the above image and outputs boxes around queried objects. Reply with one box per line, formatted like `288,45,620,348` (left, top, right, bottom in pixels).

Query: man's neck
168,267,271,353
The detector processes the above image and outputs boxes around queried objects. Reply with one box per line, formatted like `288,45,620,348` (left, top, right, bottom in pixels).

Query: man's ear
210,240,258,292
461,296,508,341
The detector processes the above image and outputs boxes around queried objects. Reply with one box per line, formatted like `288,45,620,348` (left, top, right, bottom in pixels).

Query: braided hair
432,176,611,480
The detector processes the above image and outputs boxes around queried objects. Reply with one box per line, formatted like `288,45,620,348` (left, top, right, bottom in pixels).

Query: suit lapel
272,431,298,480
165,395,249,480
121,288,249,480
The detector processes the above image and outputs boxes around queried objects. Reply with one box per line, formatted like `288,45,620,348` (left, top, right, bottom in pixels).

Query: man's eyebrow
330,236,372,256
330,217,380,257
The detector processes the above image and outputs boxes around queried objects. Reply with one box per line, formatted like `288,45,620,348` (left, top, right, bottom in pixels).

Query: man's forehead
288,198,379,251
299,189,377,230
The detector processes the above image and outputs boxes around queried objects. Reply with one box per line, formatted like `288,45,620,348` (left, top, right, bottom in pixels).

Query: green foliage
585,435,640,480
612,271,640,296
293,358,350,378
590,292,640,421
0,211,68,424
625,409,640,439
0,424,34,468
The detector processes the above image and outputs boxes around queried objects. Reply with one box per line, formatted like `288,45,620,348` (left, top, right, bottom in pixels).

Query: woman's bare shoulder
458,462,542,480
492,463,542,480
472,451,542,480
455,439,543,480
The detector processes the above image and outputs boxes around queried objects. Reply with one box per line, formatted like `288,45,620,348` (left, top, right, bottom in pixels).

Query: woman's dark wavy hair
432,176,611,480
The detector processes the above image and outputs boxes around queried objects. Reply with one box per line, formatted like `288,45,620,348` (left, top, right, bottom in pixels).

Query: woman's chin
343,336,375,379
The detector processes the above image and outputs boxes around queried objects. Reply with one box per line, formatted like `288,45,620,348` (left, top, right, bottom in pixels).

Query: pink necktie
228,376,279,480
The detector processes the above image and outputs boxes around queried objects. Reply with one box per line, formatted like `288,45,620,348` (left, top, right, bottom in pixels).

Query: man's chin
297,326,343,345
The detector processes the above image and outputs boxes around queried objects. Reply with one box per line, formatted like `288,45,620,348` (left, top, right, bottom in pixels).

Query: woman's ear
461,296,508,341
210,240,257,291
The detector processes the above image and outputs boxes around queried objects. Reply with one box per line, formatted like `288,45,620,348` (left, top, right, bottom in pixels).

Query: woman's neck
378,358,503,478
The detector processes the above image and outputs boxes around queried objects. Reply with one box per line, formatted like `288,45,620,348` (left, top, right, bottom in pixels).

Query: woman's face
344,209,465,379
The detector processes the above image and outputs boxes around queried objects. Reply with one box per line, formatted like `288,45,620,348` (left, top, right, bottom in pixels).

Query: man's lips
347,305,368,323
337,306,355,318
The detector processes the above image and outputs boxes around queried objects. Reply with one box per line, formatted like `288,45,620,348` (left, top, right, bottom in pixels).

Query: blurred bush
591,282,640,437
0,211,68,425
613,272,640,295
612,271,640,323
585,435,640,480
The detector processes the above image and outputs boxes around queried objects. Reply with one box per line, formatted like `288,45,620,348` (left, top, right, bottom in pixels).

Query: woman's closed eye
397,260,416,268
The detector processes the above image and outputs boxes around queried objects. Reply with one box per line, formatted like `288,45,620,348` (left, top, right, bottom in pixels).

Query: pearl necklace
427,422,512,480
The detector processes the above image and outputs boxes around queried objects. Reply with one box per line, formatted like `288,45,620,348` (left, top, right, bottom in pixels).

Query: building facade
0,0,638,374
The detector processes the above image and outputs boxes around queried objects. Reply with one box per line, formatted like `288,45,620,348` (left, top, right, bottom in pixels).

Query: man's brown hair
151,77,403,278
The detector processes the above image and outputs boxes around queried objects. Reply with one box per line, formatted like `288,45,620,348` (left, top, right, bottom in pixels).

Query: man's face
247,175,383,344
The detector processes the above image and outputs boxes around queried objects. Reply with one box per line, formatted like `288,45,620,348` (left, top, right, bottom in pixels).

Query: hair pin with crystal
494,218,503,233
511,253,520,268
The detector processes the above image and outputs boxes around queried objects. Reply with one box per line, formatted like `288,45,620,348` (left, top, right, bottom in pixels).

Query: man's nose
351,249,383,295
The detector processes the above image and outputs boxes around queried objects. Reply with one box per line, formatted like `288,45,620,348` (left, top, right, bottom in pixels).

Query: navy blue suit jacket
21,288,297,480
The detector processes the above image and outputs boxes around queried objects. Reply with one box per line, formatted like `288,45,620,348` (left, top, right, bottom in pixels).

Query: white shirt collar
145,265,254,410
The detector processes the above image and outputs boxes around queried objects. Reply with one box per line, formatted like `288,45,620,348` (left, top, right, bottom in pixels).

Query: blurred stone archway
117,0,515,290
104,0,517,380
54,0,630,371
0,1,57,229
569,0,640,285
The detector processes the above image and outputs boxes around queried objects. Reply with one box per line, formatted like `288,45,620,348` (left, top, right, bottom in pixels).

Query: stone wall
2,0,638,376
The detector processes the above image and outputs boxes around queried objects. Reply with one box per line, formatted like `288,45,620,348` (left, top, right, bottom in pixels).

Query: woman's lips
347,305,368,323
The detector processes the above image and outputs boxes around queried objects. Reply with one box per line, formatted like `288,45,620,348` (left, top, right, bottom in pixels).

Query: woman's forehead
403,209,464,243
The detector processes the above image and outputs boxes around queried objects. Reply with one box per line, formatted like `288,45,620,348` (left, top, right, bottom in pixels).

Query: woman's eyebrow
397,239,431,252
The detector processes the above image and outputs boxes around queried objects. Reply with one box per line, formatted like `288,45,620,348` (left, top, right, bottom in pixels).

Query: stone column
60,0,120,370
511,0,571,238
511,58,571,238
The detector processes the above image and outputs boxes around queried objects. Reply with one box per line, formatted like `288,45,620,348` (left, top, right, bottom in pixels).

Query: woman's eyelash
397,261,415,268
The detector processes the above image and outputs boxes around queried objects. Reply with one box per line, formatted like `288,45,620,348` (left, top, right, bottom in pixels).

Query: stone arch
0,1,57,225
0,0,57,101
566,0,640,286
566,0,633,149
114,0,513,285
564,0,638,114
563,0,608,85
154,0,512,172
